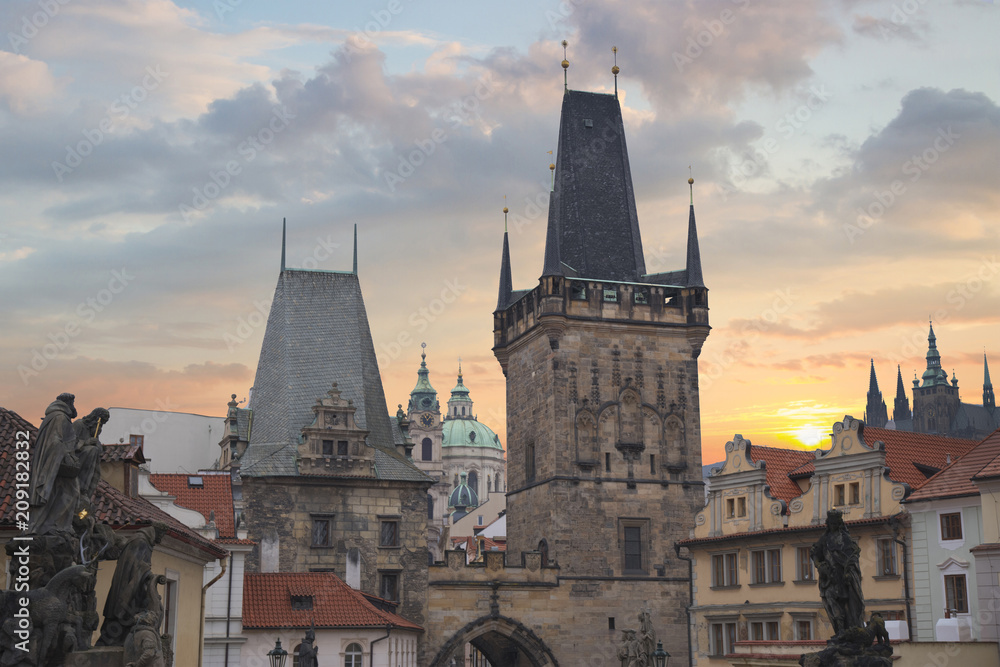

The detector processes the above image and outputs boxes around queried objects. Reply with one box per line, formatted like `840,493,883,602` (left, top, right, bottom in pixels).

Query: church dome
449,472,479,510
442,419,503,450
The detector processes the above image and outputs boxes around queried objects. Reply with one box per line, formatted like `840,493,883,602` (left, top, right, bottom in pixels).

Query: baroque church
865,323,998,440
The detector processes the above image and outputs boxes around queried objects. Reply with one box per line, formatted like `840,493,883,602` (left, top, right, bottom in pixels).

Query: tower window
337,440,348,456
603,288,618,302
427,495,434,519
322,439,333,456
526,442,536,482
605,452,611,473
468,471,479,497
422,437,432,461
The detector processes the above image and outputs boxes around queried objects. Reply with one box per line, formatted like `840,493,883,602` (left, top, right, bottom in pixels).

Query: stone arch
642,406,662,469
618,388,642,444
429,615,560,667
574,408,598,463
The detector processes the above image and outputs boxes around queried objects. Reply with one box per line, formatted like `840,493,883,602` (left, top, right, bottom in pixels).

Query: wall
108,407,224,473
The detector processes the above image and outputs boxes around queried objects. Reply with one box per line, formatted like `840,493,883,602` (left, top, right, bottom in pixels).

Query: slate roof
149,471,235,538
952,403,1000,438
0,406,225,559
235,408,252,441
241,268,427,484
906,429,1000,501
744,444,815,504
788,426,978,490
242,572,422,631
541,90,646,282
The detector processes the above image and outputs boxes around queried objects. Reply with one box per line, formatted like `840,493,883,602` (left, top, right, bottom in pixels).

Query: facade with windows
905,428,1000,643
682,417,973,664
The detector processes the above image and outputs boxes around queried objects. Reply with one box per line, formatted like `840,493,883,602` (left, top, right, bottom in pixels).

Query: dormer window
188,476,203,488
290,595,313,611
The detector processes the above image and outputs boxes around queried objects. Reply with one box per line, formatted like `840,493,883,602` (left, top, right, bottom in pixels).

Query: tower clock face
420,413,434,427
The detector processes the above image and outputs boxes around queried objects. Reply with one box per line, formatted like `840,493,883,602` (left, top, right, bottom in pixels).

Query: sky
2,0,998,465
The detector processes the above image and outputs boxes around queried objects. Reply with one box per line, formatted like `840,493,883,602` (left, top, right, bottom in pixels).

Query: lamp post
653,640,670,667
267,638,288,667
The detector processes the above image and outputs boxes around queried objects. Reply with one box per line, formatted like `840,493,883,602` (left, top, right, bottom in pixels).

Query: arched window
421,437,432,461
468,470,478,498
538,539,549,566
427,494,434,519
344,643,363,667
292,644,302,667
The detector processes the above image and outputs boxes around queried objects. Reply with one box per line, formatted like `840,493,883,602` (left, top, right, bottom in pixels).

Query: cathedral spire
921,321,949,387
865,359,888,428
893,364,911,422
497,205,513,312
985,353,995,411
408,342,438,413
686,176,705,288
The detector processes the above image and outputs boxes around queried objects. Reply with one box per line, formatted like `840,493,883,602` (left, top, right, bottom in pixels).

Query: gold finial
612,46,620,99
688,166,694,205
561,40,569,90
503,195,508,232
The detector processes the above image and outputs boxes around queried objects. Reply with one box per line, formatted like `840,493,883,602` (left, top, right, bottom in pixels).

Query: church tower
492,84,710,656
892,365,911,422
985,353,996,412
912,323,961,435
864,360,889,428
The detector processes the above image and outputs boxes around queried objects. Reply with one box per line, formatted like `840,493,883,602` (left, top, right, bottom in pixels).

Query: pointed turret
921,322,950,387
864,359,888,428
447,361,474,419
985,353,995,411
280,218,286,271
686,178,705,288
408,345,438,414
540,90,645,281
893,365,911,422
497,230,512,311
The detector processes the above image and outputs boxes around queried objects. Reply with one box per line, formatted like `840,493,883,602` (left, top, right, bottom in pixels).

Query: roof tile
149,472,235,538
907,428,1000,500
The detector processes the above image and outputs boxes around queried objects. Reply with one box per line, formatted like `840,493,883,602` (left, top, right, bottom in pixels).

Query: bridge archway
429,615,559,667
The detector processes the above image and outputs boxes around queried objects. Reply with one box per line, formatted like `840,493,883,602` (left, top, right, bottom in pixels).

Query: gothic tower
985,353,996,411
864,359,889,428
892,364,911,423
492,87,710,657
912,323,961,435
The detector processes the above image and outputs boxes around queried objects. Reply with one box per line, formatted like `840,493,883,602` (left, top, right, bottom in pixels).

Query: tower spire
353,224,358,275
686,176,705,288
612,46,619,99
497,201,513,311
921,321,948,387
893,364,911,422
985,352,995,411
865,359,888,427
280,218,286,271
561,40,569,91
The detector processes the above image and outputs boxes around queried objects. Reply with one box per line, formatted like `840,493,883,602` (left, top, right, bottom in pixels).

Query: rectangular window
526,442,536,482
379,572,399,602
322,439,333,456
752,550,766,584
129,434,144,446
941,512,963,540
737,497,747,517
571,283,587,300
650,454,655,474
337,440,348,456
850,482,860,505
768,549,782,582
624,526,642,572
710,622,737,656
797,546,814,581
751,549,781,583
726,498,735,518
834,484,846,506
311,516,332,547
633,290,648,305
877,538,897,576
380,520,399,547
712,552,739,587
945,574,969,614
796,620,813,640
766,621,779,640
606,452,611,473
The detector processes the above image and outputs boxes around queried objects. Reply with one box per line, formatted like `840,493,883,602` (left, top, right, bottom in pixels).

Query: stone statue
72,407,110,508
97,524,168,646
123,611,166,667
297,625,319,667
867,612,889,646
617,629,639,667
638,609,656,665
28,393,81,536
810,510,865,635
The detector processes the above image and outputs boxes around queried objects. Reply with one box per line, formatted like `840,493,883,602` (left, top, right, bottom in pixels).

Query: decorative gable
297,383,374,476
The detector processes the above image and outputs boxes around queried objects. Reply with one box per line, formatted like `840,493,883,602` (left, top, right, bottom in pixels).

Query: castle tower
492,86,709,657
864,359,889,428
912,322,961,435
893,365,911,422
985,353,996,411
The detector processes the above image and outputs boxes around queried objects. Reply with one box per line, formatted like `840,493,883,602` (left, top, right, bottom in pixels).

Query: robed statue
810,510,865,635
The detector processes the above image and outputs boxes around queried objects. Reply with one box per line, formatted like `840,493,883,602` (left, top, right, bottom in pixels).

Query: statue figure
297,625,319,667
617,629,639,667
810,510,865,635
638,609,656,665
867,612,890,646
28,393,81,536
97,524,168,646
123,611,165,667
72,407,110,509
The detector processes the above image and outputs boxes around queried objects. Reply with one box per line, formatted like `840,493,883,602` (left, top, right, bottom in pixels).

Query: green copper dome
408,346,439,412
442,418,503,450
450,472,479,510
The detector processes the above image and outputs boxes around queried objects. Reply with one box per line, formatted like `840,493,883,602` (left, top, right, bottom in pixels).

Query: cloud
0,52,59,114
851,13,927,43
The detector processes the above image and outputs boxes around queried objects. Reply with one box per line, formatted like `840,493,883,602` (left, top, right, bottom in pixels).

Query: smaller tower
985,353,996,411
447,362,474,420
912,323,961,435
893,365,911,422
864,360,888,428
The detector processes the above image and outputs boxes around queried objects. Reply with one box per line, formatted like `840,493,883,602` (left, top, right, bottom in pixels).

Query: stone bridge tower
489,86,711,660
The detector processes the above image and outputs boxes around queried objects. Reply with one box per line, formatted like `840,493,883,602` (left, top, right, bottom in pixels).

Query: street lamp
653,640,670,667
267,638,288,667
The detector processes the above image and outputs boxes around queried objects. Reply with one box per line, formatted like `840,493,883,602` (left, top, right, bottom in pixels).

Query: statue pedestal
798,627,893,667
63,646,125,667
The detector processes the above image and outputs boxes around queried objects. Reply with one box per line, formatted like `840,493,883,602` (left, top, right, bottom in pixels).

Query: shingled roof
745,444,815,504
0,406,225,559
242,572,422,631
906,429,1000,502
149,471,235,538
241,268,427,483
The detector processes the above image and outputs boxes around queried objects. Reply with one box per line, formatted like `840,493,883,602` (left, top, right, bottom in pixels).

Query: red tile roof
101,443,146,463
788,427,978,490
745,445,816,504
149,472,235,538
242,572,423,631
971,430,1000,481
0,406,226,560
907,429,1000,501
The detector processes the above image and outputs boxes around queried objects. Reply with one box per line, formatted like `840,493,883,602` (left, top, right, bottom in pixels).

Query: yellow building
680,416,978,665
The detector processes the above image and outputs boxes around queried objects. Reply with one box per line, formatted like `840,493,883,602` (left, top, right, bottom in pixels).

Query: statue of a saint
123,611,166,667
810,510,865,635
72,407,110,509
297,625,319,667
638,609,656,665
97,524,168,646
28,393,80,536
